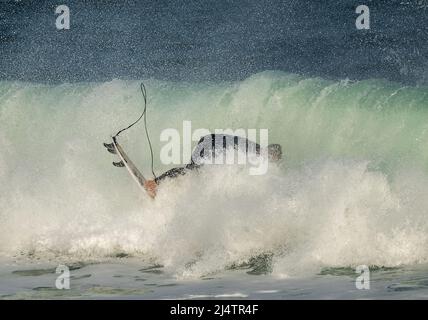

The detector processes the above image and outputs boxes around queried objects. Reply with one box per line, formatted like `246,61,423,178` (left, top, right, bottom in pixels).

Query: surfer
104,84,282,198
143,134,282,198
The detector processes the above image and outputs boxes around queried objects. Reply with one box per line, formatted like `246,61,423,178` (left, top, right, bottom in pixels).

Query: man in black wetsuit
143,134,282,198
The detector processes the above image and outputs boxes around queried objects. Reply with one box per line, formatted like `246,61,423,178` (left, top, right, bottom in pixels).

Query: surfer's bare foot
144,180,158,198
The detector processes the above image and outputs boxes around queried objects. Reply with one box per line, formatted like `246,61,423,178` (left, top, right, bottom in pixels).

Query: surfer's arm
145,167,189,198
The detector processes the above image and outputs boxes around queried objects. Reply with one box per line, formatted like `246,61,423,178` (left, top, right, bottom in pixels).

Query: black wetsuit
155,134,262,184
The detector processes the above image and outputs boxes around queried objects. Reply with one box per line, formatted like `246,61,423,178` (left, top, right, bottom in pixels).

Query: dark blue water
0,0,427,83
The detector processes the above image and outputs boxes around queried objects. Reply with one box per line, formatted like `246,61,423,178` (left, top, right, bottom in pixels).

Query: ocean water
1,73,428,298
1,1,428,299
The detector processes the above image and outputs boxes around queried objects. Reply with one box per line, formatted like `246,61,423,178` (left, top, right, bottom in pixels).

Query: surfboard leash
112,82,157,179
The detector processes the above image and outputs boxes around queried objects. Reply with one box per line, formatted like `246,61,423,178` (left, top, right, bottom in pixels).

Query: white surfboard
104,137,147,194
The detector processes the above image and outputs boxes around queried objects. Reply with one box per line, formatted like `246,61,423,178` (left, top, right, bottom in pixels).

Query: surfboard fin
103,142,117,154
104,142,114,149
106,148,117,154
112,161,125,167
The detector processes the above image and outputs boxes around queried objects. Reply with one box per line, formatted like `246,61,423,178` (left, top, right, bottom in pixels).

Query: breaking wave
1,71,428,277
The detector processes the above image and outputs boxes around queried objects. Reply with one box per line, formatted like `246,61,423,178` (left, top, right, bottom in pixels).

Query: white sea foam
1,72,428,278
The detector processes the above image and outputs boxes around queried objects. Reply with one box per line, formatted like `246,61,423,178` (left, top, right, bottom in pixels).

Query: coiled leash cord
114,82,156,179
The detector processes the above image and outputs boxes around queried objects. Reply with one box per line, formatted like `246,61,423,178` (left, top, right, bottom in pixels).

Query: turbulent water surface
1,0,428,299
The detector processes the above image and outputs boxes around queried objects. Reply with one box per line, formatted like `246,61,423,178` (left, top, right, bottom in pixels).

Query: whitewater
1,71,428,299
